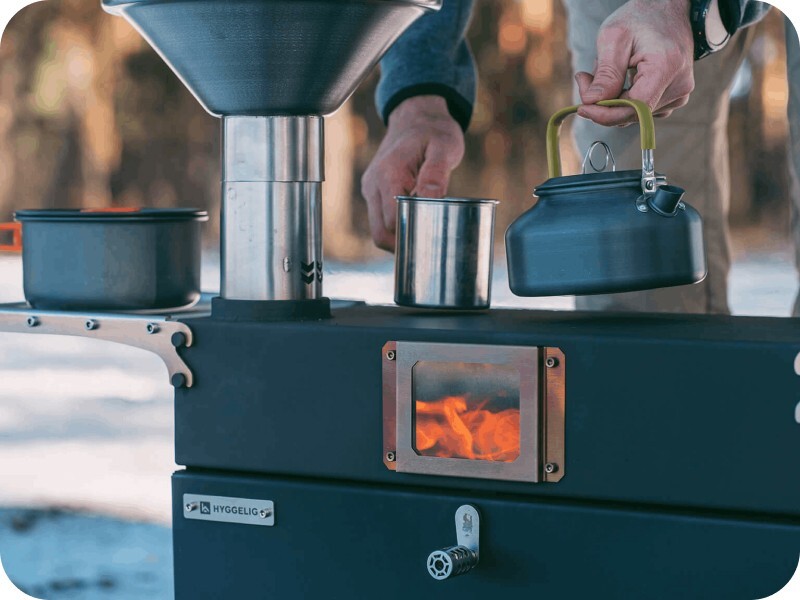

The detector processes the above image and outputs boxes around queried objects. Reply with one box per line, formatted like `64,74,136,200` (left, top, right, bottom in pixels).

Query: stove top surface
296,302,800,346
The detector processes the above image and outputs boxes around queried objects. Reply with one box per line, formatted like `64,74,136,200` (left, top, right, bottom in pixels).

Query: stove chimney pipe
221,116,324,301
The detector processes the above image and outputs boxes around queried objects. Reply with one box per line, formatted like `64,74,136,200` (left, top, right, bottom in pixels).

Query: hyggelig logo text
198,501,262,517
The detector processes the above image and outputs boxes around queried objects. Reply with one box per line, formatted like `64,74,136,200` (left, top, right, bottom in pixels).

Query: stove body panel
172,470,800,600
176,305,800,517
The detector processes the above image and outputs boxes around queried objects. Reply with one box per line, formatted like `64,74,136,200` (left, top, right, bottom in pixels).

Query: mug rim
395,196,499,206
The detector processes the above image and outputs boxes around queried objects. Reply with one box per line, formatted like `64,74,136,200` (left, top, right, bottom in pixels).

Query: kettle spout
647,185,685,217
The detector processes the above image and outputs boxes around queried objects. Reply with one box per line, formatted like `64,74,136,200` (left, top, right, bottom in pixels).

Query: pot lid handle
546,99,657,195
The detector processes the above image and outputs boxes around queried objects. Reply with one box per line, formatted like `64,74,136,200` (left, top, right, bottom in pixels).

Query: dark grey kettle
506,99,707,297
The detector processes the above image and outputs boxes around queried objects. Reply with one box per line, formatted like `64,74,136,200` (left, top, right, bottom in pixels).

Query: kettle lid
534,170,667,197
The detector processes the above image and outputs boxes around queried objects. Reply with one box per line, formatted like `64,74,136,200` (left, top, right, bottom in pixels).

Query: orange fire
415,396,520,462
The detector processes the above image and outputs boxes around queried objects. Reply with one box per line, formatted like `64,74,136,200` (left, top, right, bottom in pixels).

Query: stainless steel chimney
222,116,324,301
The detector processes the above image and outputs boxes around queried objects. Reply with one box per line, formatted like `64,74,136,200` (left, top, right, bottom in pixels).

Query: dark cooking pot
9,208,208,311
506,99,707,297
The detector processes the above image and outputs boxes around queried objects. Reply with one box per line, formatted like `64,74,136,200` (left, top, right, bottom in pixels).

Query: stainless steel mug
395,196,498,310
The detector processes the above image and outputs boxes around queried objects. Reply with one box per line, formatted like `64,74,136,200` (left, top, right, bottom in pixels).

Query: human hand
575,0,695,126
361,95,464,251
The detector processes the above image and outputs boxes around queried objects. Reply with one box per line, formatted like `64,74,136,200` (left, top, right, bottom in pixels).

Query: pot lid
15,208,209,223
534,170,667,197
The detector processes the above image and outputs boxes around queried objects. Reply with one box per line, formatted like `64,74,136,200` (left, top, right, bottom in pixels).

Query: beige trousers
562,0,753,314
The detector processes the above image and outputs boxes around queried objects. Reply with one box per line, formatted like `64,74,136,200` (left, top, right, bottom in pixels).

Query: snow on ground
0,508,172,600
0,249,796,599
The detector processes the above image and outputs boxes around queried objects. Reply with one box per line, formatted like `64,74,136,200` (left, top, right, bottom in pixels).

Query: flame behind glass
412,361,521,462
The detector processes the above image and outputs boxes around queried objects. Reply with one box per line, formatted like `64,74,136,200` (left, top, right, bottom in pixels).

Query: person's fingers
370,135,461,251
579,26,633,104
361,169,390,251
622,62,672,113
360,95,464,252
577,69,636,126
578,67,692,126
415,137,462,198
378,167,415,239
361,159,412,252
654,75,694,110
653,95,691,117
577,104,636,127
663,94,691,111
572,0,696,129
575,71,594,99
360,171,377,211
366,194,396,252
579,85,692,125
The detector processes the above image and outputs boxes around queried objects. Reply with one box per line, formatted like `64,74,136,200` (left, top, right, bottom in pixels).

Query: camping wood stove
91,1,800,598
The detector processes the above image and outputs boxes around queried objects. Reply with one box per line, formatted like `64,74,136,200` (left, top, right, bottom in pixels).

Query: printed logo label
183,494,275,527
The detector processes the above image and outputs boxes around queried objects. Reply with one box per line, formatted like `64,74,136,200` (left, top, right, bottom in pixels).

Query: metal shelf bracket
0,306,195,388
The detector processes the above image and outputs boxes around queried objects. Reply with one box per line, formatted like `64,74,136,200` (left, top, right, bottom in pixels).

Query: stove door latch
426,505,480,581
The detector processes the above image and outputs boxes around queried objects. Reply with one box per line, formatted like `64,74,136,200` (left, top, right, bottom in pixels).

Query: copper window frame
383,341,565,484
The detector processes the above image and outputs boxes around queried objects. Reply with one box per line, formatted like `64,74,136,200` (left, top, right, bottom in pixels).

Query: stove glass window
412,361,521,462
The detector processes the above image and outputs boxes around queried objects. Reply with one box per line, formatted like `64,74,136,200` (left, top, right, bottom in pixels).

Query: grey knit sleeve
375,0,477,131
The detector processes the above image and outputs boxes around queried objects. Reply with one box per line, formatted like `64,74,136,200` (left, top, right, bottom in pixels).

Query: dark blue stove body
173,304,800,599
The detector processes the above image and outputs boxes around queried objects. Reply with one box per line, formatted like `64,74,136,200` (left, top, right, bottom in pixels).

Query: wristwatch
690,0,732,60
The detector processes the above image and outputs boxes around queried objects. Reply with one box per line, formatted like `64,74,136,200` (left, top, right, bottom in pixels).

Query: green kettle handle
546,99,658,193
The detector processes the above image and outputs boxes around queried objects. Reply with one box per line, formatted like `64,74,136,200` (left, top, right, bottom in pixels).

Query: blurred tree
0,0,219,237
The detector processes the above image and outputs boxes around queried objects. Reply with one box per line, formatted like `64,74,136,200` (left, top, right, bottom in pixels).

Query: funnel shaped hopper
103,0,441,116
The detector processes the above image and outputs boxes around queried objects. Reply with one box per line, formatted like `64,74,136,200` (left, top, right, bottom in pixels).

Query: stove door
173,470,800,600
383,341,565,483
